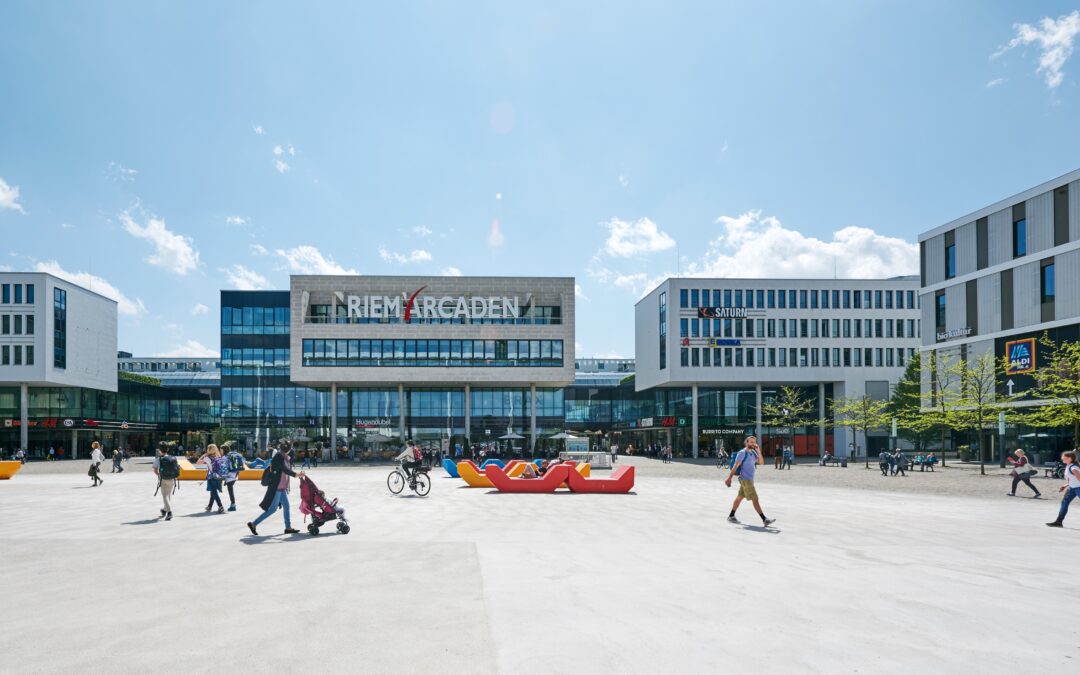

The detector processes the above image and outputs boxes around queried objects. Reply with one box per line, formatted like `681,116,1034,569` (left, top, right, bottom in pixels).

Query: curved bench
442,458,460,478
480,459,505,470
0,461,22,480
486,463,572,493
566,465,635,493
176,459,263,481
457,460,495,488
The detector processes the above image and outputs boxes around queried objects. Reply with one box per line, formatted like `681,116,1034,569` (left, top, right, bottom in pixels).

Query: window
1,315,7,334
734,290,743,308
690,289,699,308
767,290,776,308
680,348,689,367
690,319,699,338
13,345,21,365
0,284,8,303
679,289,688,308
659,292,667,370
13,285,21,304
1013,219,1027,258
799,290,808,308
1042,262,1056,303
13,315,21,334
885,291,893,309
777,290,786,308
26,315,33,335
843,290,851,308
680,318,688,337
0,345,7,365
691,348,700,367
25,284,34,304
944,244,956,279
54,288,67,369
935,292,946,331
25,345,33,366
702,348,711,367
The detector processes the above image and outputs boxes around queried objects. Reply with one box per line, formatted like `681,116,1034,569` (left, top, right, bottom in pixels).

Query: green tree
954,352,1004,475
927,349,964,468
832,395,889,468
888,352,937,453
210,425,238,446
761,386,816,457
1025,334,1080,446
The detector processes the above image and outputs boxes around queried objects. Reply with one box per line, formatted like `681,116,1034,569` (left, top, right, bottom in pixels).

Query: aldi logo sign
1005,338,1036,375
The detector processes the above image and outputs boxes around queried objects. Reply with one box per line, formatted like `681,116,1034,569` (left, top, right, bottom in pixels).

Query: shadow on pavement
239,532,340,545
121,518,163,526
740,525,781,534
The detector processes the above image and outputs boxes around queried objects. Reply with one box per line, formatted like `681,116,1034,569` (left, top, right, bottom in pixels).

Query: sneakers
247,522,258,535
165,512,173,521
1047,521,1063,528
205,506,212,512
217,507,225,514
1034,494,1043,499
1006,493,1015,497
227,504,236,512
762,518,776,526
726,515,739,524
160,509,166,517
284,528,300,535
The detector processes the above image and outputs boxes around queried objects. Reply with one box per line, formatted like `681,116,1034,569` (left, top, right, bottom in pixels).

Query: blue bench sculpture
442,458,460,478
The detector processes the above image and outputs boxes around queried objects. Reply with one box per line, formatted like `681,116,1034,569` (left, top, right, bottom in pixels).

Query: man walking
89,441,105,487
893,448,906,477
724,435,775,526
154,442,179,520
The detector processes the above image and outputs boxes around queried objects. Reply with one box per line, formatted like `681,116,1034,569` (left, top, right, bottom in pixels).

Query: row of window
933,260,1057,333
221,306,291,335
679,346,915,369
0,314,34,336
0,386,218,425
54,289,66,369
221,386,565,419
221,347,290,377
0,283,34,305
680,317,921,340
300,338,565,368
1,345,35,366
678,287,917,311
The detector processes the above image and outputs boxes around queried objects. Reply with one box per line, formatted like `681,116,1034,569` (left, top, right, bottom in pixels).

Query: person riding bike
395,441,424,484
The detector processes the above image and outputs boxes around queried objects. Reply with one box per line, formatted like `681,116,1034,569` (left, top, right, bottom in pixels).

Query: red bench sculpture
566,465,635,493
485,463,571,493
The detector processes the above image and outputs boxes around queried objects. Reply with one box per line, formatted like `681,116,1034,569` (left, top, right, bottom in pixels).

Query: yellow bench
0,461,22,480
176,459,264,481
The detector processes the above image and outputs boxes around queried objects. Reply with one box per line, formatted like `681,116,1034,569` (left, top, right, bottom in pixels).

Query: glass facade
301,338,563,367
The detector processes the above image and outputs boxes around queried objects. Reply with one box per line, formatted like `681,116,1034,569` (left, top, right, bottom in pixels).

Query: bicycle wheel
387,470,405,494
413,473,431,496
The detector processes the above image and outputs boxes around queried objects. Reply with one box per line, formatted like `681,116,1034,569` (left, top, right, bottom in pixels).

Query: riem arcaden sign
333,286,522,321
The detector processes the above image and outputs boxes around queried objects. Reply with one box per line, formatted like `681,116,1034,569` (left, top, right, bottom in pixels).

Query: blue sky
3,1,1080,358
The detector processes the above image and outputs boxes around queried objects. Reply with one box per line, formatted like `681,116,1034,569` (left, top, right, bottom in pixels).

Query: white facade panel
944,284,967,332
987,208,1012,266
956,222,977,276
976,274,1001,334
1056,248,1080,320
1012,261,1040,328
1026,191,1054,255
925,234,945,285
920,294,935,347
1071,180,1080,242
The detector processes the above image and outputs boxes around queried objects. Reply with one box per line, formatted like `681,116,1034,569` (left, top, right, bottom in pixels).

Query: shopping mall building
919,168,1080,458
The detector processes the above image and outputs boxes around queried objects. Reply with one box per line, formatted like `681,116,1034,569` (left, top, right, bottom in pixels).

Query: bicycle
715,451,731,469
387,464,431,496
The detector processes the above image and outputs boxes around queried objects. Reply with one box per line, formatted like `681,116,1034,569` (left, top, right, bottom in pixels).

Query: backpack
158,455,180,480
412,447,422,461
212,456,230,479
227,451,245,473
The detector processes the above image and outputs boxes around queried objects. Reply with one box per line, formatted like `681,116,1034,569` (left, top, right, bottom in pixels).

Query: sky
3,1,1080,359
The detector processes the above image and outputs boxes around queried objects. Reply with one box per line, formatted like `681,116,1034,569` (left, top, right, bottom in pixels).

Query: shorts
737,478,758,500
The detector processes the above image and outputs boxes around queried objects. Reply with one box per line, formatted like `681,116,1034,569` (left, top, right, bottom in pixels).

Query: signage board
1005,337,1036,375
354,417,393,429
697,307,749,319
334,286,521,321
937,327,973,341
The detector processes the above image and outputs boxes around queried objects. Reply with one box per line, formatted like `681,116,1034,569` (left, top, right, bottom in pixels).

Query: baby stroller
298,475,350,535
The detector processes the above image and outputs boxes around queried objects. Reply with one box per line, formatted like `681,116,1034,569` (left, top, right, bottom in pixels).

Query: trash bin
840,459,848,467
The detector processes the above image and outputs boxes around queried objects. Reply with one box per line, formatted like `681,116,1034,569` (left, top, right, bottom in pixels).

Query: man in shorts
724,435,775,526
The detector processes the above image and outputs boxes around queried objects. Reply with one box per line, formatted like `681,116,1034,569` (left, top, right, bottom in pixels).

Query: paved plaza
2,457,1079,674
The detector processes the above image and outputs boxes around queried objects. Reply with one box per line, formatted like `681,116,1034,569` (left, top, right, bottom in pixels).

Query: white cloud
120,211,200,275
441,266,463,276
684,210,917,280
488,218,505,248
617,175,629,187
574,341,583,354
273,145,284,156
288,145,295,156
253,125,265,135
379,247,433,264
575,283,588,301
223,264,272,290
0,264,12,272
602,217,676,257
156,340,219,358
0,177,26,214
191,303,209,316
60,223,75,229
995,10,1080,88
986,77,1007,88
273,159,290,173
34,261,145,315
107,161,137,182
249,243,269,256
225,215,248,226
413,225,433,237
275,245,357,275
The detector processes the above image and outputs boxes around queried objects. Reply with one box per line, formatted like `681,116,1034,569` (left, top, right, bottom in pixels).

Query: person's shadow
121,518,162,526
740,524,781,534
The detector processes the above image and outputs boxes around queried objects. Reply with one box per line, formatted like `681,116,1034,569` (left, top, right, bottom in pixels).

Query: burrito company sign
332,286,522,321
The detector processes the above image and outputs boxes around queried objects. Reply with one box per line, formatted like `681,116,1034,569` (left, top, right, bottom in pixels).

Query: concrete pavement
1,461,1078,674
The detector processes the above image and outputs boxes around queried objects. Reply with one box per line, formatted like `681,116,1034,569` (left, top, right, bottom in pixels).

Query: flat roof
918,166,1080,242
0,271,118,305
634,275,920,306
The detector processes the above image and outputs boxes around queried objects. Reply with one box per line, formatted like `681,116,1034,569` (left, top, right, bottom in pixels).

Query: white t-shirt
1067,463,1080,489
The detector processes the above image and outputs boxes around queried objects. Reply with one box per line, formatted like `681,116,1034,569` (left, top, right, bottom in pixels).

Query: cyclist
395,440,424,484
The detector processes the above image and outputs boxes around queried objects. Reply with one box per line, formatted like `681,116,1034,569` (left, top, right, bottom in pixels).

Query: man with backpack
724,435,775,527
224,444,246,512
154,442,180,520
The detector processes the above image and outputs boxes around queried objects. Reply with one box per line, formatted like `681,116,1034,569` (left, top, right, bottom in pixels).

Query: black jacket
259,452,297,511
